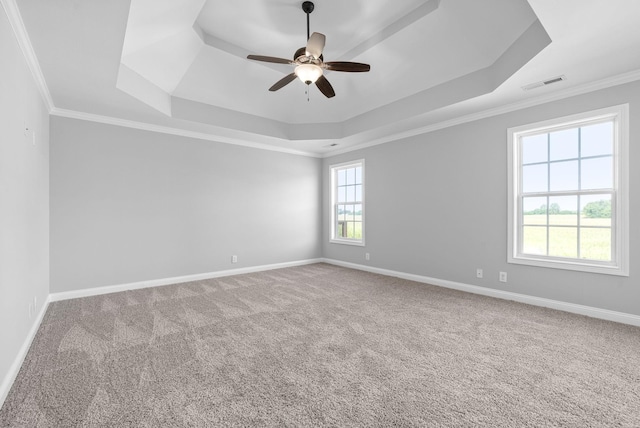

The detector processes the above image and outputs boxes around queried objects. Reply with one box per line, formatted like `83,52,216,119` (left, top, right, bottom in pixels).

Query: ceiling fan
247,1,370,98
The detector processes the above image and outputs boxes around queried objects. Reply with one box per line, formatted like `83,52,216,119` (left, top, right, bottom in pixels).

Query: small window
507,105,628,276
330,160,364,245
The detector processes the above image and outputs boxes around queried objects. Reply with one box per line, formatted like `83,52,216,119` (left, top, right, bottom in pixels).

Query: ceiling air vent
522,75,566,91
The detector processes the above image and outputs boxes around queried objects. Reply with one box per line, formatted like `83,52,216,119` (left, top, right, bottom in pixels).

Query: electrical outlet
499,271,507,283
476,268,483,278
365,253,370,261
231,255,238,263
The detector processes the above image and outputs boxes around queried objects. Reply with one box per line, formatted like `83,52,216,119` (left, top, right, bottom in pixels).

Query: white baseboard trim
1,258,323,408
0,294,51,409
323,258,640,327
49,258,324,302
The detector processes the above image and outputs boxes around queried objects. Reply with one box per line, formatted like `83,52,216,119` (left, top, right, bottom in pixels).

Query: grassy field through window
337,215,363,239
522,214,611,260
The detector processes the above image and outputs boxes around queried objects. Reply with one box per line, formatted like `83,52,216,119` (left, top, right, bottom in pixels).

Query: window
507,105,628,276
330,160,364,245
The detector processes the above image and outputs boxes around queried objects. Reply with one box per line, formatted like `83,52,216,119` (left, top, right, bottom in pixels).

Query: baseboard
323,258,640,327
2,259,323,408
0,294,51,409
49,258,325,302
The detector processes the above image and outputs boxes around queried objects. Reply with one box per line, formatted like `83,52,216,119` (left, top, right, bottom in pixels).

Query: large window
330,160,364,245
507,105,628,276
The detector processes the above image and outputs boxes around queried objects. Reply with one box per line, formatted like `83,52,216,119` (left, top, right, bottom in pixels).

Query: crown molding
50,108,322,158
1,0,54,112
324,69,640,157
51,67,640,160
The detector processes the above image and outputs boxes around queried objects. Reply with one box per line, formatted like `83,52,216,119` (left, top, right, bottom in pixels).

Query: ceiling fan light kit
247,1,370,98
295,63,323,84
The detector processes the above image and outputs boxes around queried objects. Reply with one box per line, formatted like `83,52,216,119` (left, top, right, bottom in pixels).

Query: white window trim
330,159,365,246
507,104,629,276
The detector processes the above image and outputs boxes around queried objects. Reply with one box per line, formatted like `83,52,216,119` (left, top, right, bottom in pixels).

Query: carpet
1,263,639,427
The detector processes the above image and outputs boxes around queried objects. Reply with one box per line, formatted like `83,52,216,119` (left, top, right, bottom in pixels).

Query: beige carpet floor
1,263,639,427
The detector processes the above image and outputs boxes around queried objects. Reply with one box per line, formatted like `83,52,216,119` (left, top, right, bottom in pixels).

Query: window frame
330,159,365,246
507,104,629,276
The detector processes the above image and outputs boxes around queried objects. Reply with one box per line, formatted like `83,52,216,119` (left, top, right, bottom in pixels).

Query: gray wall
50,117,322,292
324,81,639,316
0,9,50,398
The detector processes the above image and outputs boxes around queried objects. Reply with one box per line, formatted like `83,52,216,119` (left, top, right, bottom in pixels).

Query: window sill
330,239,365,247
508,255,628,277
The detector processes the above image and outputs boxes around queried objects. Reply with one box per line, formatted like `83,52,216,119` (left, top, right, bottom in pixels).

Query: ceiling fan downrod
302,1,314,40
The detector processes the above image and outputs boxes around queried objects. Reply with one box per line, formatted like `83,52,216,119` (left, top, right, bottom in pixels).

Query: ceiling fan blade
324,61,371,72
247,55,294,65
315,75,335,98
269,73,297,91
306,32,326,59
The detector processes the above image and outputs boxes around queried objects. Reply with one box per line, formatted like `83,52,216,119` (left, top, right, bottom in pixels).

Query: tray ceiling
13,0,640,156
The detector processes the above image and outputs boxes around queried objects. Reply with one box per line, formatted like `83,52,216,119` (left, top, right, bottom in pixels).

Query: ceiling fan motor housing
294,47,323,62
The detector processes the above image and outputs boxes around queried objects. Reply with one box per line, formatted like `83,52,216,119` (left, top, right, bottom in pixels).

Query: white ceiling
14,0,640,156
